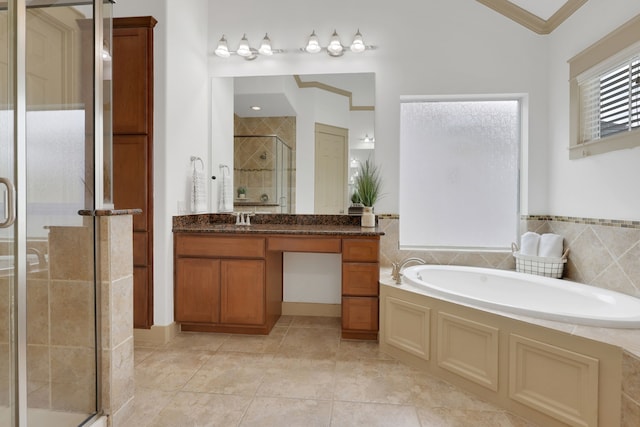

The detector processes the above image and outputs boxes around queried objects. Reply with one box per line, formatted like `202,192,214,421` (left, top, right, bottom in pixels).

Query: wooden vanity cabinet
174,234,275,334
342,238,380,340
174,231,381,339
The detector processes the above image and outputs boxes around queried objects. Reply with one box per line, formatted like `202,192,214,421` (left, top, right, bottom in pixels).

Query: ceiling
476,0,588,34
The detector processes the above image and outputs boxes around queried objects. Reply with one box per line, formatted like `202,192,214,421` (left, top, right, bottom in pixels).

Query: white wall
115,0,640,326
546,0,640,220
207,0,551,216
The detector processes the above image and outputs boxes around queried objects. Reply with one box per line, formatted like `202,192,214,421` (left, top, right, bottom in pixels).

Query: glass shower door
0,2,17,425
1,1,106,426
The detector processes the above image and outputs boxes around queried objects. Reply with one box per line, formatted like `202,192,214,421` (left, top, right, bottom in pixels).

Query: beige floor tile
331,401,421,427
277,327,340,358
135,350,211,391
337,340,395,361
274,315,294,327
219,326,287,353
239,396,331,427
290,316,341,329
409,374,499,411
416,407,522,427
162,331,230,352
148,391,250,427
256,355,336,400
119,386,176,427
127,316,540,426
133,347,156,366
183,352,273,396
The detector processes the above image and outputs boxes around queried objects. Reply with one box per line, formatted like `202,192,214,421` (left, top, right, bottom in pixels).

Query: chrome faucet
233,212,254,226
391,257,426,284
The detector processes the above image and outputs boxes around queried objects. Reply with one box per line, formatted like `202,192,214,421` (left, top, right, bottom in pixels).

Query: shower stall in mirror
1,0,112,425
234,135,294,213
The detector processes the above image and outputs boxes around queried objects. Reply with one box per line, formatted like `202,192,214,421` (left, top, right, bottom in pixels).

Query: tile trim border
523,215,640,229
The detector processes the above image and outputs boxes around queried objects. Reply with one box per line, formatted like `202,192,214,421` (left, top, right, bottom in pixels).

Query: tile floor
124,316,538,427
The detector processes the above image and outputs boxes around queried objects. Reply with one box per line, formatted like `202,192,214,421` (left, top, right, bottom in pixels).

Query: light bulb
327,30,343,56
350,29,365,53
259,33,273,56
237,34,252,57
305,30,321,53
214,35,230,58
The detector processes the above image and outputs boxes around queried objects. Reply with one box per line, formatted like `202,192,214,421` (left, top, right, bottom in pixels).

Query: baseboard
281,302,341,317
134,322,179,346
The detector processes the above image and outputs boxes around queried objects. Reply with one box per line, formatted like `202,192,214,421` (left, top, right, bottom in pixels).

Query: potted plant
353,159,382,227
354,159,382,208
237,186,247,199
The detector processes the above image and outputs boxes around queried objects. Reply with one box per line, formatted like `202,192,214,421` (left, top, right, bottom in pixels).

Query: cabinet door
220,259,265,325
342,296,379,332
175,258,220,324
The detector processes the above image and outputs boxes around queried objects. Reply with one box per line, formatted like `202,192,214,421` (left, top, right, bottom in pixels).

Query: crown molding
476,0,587,35
294,75,375,111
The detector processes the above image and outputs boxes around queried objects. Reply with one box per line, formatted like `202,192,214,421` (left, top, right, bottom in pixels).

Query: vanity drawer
342,238,380,262
175,234,265,258
267,236,341,253
342,262,379,296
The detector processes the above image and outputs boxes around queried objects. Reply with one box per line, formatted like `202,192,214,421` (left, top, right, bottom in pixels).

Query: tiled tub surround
377,214,640,426
379,214,640,298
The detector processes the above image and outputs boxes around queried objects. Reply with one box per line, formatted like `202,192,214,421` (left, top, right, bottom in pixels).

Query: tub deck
379,267,640,427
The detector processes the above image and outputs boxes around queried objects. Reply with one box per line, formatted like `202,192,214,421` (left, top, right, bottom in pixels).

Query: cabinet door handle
0,177,16,228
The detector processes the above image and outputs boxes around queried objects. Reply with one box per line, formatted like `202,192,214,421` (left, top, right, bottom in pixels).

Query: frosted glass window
399,99,520,251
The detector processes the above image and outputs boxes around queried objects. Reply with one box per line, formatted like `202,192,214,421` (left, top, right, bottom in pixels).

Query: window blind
579,54,640,143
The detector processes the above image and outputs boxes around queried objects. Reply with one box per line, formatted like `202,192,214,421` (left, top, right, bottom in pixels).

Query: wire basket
511,243,569,279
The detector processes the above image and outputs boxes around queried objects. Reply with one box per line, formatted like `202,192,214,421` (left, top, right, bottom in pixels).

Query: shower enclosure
234,135,294,213
1,1,112,426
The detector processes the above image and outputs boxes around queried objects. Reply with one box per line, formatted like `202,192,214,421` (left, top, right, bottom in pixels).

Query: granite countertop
172,213,384,236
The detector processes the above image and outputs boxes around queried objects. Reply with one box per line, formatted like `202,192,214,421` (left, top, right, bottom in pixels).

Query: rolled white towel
539,233,564,258
520,232,540,256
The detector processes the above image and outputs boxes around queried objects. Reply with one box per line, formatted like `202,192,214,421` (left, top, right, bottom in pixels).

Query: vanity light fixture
305,31,322,53
362,134,375,143
236,34,252,58
327,30,344,56
303,29,374,56
258,33,273,56
213,33,283,60
214,35,231,58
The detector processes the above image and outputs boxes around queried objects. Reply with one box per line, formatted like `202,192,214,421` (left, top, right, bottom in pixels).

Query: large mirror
231,73,375,214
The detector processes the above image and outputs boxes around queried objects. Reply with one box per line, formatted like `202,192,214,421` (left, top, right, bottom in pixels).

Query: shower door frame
6,1,111,425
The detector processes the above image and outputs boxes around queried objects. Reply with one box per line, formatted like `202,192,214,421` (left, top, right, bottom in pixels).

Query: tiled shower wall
379,215,640,299
234,115,296,209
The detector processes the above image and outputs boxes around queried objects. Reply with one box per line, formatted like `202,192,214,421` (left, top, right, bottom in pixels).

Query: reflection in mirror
232,73,375,214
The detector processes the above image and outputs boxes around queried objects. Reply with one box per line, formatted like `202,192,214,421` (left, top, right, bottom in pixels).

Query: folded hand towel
218,173,233,213
191,170,207,213
539,233,564,258
520,232,540,256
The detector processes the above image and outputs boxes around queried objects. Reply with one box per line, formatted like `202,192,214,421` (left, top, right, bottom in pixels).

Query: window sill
569,130,640,159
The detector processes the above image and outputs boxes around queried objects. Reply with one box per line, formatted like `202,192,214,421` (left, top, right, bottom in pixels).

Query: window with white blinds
568,14,640,159
579,54,640,144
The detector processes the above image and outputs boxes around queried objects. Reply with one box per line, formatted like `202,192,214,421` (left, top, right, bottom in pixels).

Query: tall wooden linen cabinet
113,17,157,328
